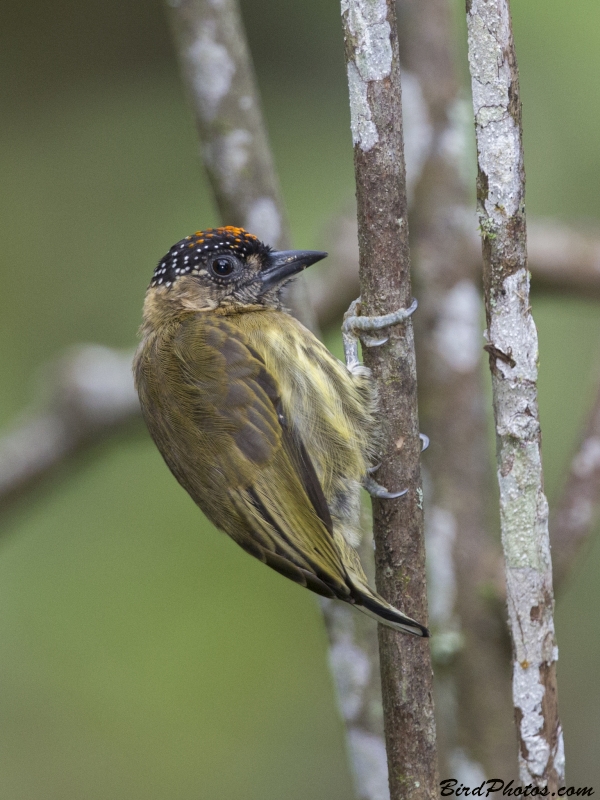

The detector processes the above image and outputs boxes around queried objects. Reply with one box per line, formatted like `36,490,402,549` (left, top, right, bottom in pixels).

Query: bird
133,226,428,637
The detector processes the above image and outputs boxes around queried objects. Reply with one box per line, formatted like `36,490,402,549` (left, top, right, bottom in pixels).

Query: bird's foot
342,296,418,371
363,474,408,500
368,434,428,470
364,435,428,497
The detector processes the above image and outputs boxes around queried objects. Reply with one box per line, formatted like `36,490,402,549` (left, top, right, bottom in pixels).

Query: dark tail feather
356,591,429,637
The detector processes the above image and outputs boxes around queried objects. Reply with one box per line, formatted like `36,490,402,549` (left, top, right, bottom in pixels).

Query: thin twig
396,0,516,779
341,1,438,798
466,0,564,789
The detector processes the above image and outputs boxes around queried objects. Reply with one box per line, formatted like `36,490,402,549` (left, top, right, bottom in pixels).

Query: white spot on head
244,197,282,246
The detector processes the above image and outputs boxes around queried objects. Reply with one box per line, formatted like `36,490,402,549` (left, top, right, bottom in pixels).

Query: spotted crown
150,226,270,288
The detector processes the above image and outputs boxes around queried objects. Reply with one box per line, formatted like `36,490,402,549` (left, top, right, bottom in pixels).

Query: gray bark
465,0,564,788
341,1,438,798
395,0,516,779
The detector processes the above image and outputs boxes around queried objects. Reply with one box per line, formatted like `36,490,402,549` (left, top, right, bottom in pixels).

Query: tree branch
395,0,516,780
466,0,564,789
0,346,140,514
341,1,438,798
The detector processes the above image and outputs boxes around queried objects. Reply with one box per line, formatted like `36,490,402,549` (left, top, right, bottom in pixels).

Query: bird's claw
363,474,408,500
342,297,418,371
361,334,389,348
368,434,428,475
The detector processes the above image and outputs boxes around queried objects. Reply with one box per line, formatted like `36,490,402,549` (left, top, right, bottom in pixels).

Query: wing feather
157,314,353,600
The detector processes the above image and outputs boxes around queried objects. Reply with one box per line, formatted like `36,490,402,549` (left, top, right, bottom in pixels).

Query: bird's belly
234,311,378,511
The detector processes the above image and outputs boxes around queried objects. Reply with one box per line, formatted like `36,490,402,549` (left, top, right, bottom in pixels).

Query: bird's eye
210,256,237,278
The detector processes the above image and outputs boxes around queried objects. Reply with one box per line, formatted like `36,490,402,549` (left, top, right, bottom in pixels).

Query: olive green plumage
133,227,427,637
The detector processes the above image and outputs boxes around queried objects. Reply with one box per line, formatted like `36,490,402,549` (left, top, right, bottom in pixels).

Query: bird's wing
169,314,352,600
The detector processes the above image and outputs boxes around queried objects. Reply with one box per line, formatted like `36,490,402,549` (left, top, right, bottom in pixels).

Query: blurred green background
1,0,600,796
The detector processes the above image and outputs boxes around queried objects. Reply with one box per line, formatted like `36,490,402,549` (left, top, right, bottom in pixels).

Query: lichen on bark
465,0,564,788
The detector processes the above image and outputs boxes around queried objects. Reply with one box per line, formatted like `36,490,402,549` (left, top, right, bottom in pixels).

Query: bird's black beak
258,249,327,294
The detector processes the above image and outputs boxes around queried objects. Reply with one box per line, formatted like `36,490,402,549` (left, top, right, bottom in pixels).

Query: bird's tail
354,588,429,637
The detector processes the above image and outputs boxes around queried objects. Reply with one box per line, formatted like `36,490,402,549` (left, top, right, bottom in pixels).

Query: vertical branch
340,2,438,799
164,0,317,330
396,0,516,779
465,0,564,789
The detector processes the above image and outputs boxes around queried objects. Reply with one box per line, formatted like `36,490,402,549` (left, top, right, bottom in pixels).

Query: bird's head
143,227,327,322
